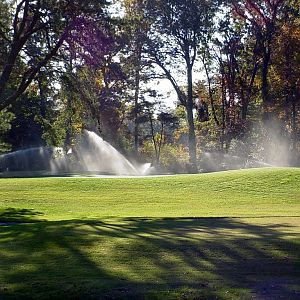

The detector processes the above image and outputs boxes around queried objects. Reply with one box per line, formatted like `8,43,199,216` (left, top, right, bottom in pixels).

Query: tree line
0,0,299,172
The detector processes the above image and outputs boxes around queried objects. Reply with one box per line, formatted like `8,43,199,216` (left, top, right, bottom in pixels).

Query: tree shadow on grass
0,211,299,299
0,208,44,223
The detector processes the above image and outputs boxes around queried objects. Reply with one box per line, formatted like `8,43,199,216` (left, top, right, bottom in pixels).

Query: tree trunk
133,48,142,154
262,48,271,122
38,76,47,119
241,61,259,120
220,70,226,151
202,56,219,125
148,109,158,164
157,123,164,164
0,40,24,98
291,97,297,151
186,64,197,172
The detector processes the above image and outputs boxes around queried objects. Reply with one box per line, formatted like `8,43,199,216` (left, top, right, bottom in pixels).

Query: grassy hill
0,168,300,299
1,167,300,220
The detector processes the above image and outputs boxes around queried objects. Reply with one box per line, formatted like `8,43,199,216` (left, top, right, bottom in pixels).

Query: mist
198,119,298,173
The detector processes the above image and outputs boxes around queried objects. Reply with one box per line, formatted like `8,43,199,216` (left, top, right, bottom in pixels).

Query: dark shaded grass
0,208,299,299
0,208,45,223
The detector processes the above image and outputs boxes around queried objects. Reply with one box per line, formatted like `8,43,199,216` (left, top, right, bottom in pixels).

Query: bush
140,141,189,173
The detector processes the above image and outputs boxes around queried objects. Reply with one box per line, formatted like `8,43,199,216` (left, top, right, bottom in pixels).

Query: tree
121,0,152,153
145,0,217,171
271,19,300,155
202,10,261,151
0,0,109,111
232,0,285,119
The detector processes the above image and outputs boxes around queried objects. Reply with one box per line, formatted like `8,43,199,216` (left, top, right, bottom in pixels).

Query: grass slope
1,167,300,220
0,168,300,299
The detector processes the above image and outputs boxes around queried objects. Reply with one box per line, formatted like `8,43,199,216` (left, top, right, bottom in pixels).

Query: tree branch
201,51,220,126
152,53,186,107
0,34,66,111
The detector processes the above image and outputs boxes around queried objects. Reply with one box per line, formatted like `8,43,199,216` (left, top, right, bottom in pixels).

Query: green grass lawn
0,168,300,299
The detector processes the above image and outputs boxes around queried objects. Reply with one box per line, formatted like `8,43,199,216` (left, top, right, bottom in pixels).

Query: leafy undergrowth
0,168,300,299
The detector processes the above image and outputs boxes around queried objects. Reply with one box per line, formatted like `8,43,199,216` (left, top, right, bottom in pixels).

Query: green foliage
0,109,14,153
0,0,299,166
158,143,189,173
141,139,195,173
5,91,46,149
38,115,67,148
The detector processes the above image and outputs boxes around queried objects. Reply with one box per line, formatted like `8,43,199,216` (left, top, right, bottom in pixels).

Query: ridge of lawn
0,168,300,299
0,167,300,220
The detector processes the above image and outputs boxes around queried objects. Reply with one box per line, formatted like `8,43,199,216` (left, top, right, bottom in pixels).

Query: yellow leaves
94,76,104,90
73,122,83,135
271,22,300,106
173,127,188,143
274,23,300,63
77,66,105,91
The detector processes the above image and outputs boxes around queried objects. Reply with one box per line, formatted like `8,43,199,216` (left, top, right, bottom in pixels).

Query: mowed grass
1,167,300,220
0,168,300,299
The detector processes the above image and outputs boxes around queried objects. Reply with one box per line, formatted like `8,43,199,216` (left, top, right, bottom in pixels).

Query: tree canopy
0,0,299,172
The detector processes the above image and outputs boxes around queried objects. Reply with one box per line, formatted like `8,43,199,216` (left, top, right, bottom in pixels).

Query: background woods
0,0,299,172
